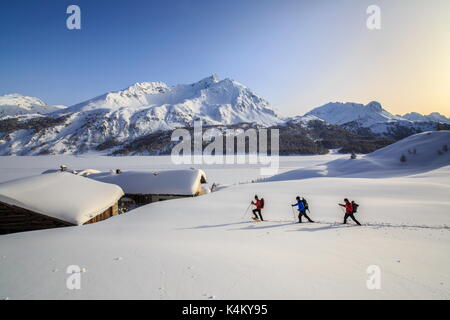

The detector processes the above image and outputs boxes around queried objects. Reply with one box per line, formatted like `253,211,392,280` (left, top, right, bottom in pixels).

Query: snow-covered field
0,154,343,186
0,132,449,299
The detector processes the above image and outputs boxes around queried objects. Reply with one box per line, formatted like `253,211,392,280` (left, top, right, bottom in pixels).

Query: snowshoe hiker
339,198,361,225
292,196,314,223
251,195,264,221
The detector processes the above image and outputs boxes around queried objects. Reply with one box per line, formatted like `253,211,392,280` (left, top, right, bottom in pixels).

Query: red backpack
260,198,265,209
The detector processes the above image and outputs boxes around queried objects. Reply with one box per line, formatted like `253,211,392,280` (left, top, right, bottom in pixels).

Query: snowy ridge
305,101,404,126
285,114,324,127
402,112,450,124
0,94,66,117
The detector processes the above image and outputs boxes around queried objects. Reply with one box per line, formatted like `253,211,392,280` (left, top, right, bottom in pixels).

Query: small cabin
41,167,102,176
87,169,209,206
0,172,124,235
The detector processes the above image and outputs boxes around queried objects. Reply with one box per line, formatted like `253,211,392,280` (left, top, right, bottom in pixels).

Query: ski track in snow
237,220,450,231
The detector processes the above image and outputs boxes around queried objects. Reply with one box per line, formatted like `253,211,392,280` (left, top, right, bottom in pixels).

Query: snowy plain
0,154,342,186
0,132,449,300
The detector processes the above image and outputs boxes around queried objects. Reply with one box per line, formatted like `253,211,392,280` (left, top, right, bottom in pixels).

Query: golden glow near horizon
278,0,450,118
377,1,450,117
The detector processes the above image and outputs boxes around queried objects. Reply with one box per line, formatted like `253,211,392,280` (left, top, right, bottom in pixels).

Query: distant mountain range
0,75,448,155
304,101,449,138
402,112,450,124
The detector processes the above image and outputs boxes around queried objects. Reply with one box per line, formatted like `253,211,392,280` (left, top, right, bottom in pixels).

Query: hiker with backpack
292,196,314,223
339,198,361,225
251,195,264,221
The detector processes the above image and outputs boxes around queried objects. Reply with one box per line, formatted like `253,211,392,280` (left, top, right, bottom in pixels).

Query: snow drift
267,131,450,181
0,155,449,299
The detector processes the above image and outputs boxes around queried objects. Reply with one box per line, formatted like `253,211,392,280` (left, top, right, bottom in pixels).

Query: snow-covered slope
285,114,324,127
267,131,450,181
0,94,65,117
0,76,284,155
0,154,449,299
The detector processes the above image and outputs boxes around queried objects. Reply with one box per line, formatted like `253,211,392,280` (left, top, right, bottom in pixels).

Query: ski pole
291,205,296,223
338,204,345,222
242,203,252,219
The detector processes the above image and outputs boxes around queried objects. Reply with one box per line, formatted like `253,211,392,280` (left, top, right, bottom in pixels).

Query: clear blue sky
1,0,449,116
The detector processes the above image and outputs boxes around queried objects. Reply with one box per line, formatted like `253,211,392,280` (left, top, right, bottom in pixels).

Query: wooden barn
88,169,209,206
0,172,124,235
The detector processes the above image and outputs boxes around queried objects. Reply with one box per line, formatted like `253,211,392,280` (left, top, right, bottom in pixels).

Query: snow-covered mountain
0,77,448,155
402,112,450,124
305,101,403,126
0,76,284,155
0,94,65,117
305,101,443,137
64,74,282,128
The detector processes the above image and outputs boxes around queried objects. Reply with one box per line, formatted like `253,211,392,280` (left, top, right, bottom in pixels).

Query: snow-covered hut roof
41,168,102,176
0,172,124,225
88,169,207,196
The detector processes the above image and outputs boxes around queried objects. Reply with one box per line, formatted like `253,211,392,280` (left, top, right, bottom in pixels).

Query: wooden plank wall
0,202,119,234
123,193,192,205
0,202,74,235
83,203,119,225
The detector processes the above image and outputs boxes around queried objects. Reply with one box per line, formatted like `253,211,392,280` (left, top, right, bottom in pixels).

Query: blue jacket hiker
292,196,314,223
293,199,305,212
